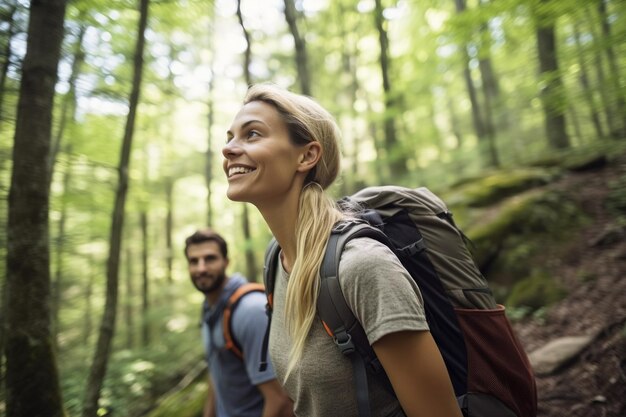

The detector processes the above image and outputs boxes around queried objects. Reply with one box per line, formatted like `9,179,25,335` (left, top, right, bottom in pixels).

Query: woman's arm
372,330,463,417
258,379,295,417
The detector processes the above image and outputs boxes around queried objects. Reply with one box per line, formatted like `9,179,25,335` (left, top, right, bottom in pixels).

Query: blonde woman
222,84,462,417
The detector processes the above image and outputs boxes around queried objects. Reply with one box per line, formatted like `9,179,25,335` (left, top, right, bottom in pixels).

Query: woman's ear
297,142,322,173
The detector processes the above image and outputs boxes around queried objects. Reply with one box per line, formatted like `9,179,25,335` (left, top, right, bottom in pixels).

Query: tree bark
81,0,149,415
236,0,252,87
535,0,569,149
374,0,406,179
5,0,68,415
573,22,605,139
597,0,626,138
283,0,311,95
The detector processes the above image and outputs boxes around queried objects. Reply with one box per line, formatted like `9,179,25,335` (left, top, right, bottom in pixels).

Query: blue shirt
202,274,276,417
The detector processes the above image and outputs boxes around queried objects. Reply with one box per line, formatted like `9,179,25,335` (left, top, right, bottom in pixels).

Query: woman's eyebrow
227,119,266,137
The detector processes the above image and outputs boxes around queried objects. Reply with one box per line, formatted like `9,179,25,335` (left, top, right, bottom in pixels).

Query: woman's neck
256,193,301,274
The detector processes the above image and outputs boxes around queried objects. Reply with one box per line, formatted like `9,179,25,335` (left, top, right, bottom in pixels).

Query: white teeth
229,166,254,177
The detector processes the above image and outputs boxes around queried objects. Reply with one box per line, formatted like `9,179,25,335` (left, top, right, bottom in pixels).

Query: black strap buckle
334,331,355,355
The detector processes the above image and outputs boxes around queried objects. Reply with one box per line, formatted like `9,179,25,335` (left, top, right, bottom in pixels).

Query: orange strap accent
222,283,265,359
321,320,334,337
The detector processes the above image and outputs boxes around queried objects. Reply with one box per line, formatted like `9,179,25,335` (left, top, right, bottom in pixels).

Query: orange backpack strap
222,282,265,359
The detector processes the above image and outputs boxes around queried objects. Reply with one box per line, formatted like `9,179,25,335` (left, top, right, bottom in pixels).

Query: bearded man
185,229,293,417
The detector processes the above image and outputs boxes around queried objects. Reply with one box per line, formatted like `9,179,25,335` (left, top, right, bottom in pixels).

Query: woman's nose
222,139,240,159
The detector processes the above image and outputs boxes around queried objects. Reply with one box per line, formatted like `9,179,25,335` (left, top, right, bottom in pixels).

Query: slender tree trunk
236,1,258,281
51,151,73,341
140,210,150,346
454,0,494,168
0,1,17,132
535,0,570,149
476,9,500,168
573,22,605,139
374,0,405,179
81,0,149,415
5,0,68,416
236,0,251,87
83,254,95,346
283,0,311,95
125,247,134,349
164,179,173,282
205,12,216,227
597,0,626,138
48,23,85,187
447,95,463,150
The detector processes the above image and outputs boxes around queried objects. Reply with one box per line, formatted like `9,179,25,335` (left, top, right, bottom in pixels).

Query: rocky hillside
512,151,626,417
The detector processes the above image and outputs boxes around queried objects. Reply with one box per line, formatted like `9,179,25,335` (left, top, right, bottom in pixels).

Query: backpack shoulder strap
222,282,265,359
317,221,394,417
263,238,281,307
258,238,281,372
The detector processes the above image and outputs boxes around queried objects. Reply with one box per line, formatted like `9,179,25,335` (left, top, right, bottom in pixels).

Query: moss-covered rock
464,188,587,286
506,272,567,311
445,168,560,208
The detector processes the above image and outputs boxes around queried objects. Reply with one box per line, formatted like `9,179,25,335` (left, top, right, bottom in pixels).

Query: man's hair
184,228,228,259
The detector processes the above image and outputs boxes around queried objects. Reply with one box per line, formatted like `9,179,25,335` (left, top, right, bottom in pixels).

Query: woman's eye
247,130,260,138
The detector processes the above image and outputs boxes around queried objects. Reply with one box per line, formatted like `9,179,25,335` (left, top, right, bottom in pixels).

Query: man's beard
193,271,226,295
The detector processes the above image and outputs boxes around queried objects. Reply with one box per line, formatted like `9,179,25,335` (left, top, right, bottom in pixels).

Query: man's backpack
204,282,265,359
262,185,537,417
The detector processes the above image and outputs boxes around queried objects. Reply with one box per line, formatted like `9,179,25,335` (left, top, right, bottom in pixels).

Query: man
185,228,293,417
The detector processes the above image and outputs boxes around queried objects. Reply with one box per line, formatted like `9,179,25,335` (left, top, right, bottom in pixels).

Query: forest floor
512,150,626,417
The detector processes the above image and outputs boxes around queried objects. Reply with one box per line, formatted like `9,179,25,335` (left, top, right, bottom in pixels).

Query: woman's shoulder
338,236,405,279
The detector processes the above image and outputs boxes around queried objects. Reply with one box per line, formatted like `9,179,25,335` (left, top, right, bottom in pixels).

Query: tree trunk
476,6,500,168
165,179,173,283
206,4,216,227
283,0,311,95
374,0,405,179
5,0,68,416
48,23,85,187
236,1,259,281
573,22,605,139
83,254,95,346
81,0,149,415
535,0,569,149
597,0,626,138
140,210,150,346
125,246,134,349
51,151,73,341
236,0,252,87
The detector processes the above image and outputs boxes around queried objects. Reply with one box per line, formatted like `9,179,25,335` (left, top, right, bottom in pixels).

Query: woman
222,83,462,417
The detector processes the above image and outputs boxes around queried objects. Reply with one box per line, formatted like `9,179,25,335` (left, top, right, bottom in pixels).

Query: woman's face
223,100,308,205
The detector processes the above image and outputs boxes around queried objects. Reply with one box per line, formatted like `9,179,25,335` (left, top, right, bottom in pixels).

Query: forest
0,0,624,416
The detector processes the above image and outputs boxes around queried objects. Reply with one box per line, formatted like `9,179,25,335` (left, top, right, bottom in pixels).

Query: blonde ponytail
283,184,344,379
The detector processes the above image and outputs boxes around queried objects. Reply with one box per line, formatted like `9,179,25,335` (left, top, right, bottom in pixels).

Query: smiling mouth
228,166,256,177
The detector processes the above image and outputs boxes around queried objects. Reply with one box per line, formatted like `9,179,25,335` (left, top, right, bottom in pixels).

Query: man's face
187,240,229,295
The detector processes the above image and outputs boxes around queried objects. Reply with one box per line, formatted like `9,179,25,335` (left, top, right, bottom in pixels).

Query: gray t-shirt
269,238,429,417
202,274,276,417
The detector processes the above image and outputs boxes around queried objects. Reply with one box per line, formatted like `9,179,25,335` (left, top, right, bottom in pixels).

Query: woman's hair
244,84,345,379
